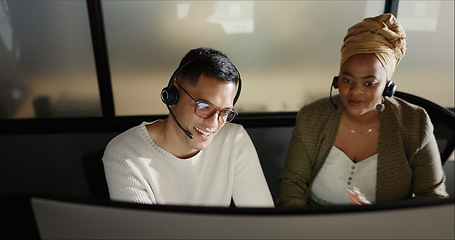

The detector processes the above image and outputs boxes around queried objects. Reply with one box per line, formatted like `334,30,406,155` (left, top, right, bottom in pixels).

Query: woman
278,13,448,206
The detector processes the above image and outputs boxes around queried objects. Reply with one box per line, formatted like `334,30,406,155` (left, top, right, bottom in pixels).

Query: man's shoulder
104,122,148,157
212,123,249,144
220,122,244,131
217,122,246,135
110,122,145,143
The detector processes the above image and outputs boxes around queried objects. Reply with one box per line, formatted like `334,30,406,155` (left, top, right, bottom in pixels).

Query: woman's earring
375,98,385,112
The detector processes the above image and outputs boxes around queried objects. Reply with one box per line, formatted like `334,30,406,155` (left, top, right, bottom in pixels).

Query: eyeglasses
176,82,238,124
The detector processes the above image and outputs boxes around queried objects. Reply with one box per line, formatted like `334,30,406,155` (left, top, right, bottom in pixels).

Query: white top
310,146,378,205
102,121,274,207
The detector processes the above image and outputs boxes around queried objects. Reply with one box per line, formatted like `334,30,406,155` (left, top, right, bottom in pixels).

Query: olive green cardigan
278,95,448,206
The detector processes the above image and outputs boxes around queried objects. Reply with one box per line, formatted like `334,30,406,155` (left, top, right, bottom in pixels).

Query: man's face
172,73,237,155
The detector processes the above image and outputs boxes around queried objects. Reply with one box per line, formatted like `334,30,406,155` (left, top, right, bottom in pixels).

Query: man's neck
146,118,199,159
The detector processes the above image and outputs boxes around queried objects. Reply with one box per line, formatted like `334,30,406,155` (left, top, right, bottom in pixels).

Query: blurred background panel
0,0,452,118
102,0,385,116
0,0,100,119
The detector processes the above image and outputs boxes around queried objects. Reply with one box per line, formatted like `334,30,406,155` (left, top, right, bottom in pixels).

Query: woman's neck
343,109,380,125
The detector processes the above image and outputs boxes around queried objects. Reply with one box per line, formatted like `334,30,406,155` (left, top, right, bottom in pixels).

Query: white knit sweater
102,121,274,207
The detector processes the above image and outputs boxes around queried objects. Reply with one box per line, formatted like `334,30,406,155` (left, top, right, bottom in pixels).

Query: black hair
176,47,240,87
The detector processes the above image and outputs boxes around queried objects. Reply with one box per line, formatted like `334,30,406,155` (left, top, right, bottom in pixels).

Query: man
103,47,274,207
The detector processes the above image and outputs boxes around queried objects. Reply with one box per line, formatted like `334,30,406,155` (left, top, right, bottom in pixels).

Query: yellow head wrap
340,13,407,80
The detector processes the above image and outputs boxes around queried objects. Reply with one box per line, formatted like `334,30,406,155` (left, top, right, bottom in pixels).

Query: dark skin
334,53,389,205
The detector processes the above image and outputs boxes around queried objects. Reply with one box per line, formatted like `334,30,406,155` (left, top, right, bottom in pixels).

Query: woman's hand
346,187,371,205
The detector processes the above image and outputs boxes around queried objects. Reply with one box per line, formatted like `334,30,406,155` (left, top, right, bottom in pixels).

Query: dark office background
0,0,453,201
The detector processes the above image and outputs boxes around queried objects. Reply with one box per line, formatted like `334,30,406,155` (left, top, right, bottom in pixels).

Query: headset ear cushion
332,76,339,89
383,81,396,97
161,86,179,106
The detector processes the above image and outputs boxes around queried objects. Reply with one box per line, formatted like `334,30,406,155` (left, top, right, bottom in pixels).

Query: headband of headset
161,55,242,106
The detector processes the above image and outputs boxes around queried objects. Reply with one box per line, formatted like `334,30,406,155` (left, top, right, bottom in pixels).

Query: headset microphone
166,105,193,139
330,76,339,110
160,58,197,140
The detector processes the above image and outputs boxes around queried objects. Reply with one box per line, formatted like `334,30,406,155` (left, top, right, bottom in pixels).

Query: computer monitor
31,196,454,239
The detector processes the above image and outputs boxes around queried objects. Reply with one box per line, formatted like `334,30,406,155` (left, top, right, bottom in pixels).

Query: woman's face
338,53,388,117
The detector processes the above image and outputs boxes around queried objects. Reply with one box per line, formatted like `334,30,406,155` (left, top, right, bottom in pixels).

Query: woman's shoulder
296,96,340,123
292,97,341,136
384,97,432,134
386,96,429,119
299,96,338,113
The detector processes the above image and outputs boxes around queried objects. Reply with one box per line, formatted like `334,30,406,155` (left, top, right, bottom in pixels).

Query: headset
161,55,242,106
330,76,396,110
160,55,242,139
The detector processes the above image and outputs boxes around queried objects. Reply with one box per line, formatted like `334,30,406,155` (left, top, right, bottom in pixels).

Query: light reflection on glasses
176,82,238,124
